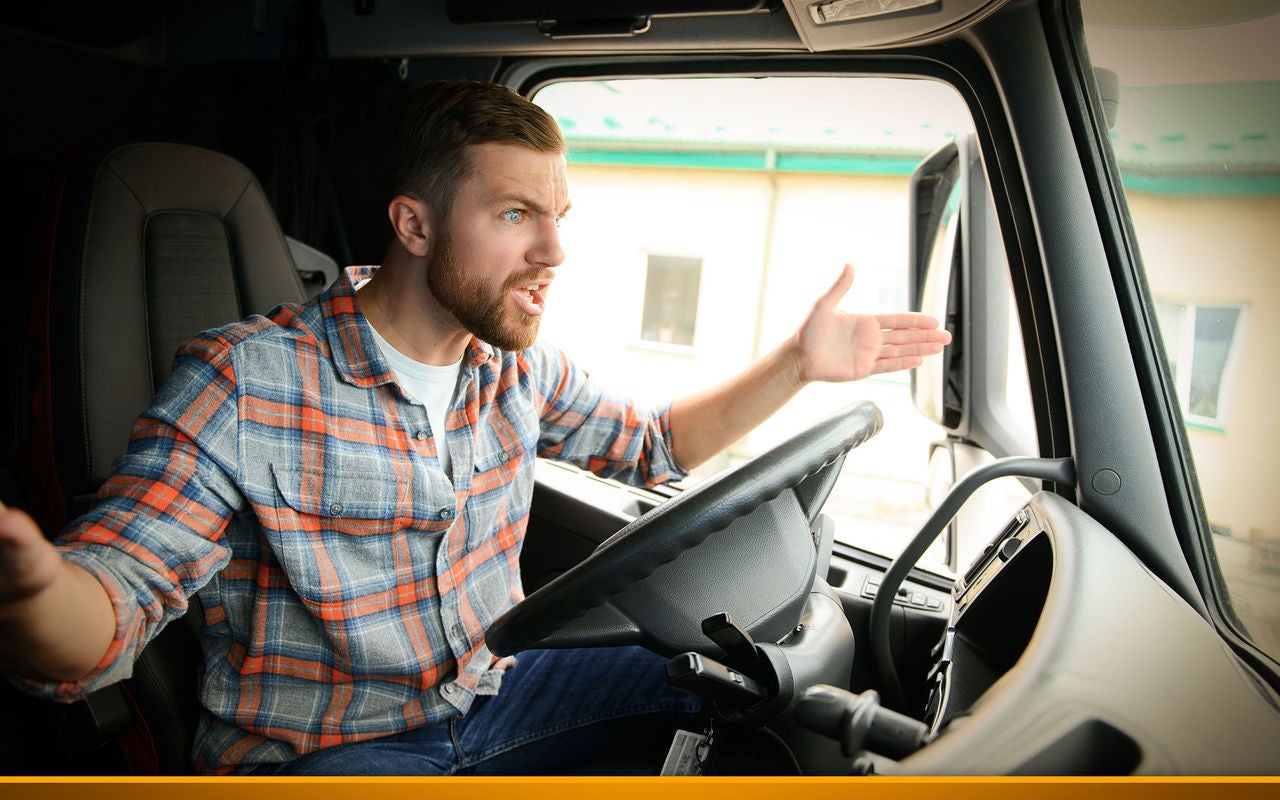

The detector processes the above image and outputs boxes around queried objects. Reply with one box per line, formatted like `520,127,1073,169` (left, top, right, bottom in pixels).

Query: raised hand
0,501,61,607
0,501,114,681
793,264,950,384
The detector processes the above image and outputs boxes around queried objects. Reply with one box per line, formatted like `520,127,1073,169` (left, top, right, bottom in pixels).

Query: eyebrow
495,193,572,217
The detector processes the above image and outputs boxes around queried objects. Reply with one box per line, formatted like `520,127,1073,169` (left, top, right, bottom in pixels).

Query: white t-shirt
365,323,462,475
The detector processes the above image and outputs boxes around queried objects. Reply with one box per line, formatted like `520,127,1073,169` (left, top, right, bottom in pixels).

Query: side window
1081,7,1280,660
535,77,1033,577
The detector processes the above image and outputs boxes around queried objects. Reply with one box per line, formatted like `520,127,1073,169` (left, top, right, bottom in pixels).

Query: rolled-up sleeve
18,331,244,701
526,343,687,488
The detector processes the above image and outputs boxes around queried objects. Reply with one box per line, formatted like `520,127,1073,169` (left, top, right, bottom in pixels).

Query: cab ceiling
1,0,1019,65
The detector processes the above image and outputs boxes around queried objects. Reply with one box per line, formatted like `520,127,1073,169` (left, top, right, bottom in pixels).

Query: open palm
795,264,950,384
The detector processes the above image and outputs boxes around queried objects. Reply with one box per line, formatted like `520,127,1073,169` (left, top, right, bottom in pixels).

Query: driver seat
21,140,312,773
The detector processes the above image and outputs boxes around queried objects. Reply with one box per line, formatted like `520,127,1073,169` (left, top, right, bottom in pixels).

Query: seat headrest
43,141,308,510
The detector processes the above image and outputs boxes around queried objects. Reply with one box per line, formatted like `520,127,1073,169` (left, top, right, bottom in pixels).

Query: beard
426,232,542,351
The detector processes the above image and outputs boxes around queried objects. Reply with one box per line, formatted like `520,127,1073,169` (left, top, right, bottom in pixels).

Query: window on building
1155,300,1247,428
640,254,702,347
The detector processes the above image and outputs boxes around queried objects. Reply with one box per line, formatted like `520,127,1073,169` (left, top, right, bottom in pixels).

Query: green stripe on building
567,146,1280,194
566,148,925,176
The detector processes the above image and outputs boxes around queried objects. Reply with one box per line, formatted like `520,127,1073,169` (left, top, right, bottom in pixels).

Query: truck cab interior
2,0,1279,777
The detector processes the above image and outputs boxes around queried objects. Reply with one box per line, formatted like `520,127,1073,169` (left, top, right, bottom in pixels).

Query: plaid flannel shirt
40,266,685,773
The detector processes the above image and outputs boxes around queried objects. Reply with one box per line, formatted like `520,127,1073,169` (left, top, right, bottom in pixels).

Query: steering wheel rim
486,400,883,657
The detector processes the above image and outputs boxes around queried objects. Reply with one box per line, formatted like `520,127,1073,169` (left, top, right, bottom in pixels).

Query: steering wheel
486,400,883,658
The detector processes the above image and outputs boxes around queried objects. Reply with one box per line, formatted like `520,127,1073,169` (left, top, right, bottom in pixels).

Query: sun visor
781,0,1010,50
445,0,775,25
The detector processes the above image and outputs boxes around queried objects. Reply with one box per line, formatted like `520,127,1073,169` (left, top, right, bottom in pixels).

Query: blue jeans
250,646,701,776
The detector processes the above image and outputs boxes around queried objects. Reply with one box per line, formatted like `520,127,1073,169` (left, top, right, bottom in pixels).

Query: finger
814,264,854,311
0,506,58,602
0,504,45,551
868,355,926,376
879,341,949,359
875,311,944,330
880,327,952,346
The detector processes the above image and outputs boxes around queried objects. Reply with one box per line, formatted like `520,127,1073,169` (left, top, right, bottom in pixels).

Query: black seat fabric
25,141,310,773
46,141,308,517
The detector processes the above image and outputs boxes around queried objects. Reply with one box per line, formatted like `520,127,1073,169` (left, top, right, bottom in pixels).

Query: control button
862,576,880,599
911,592,927,606
416,430,430,441
998,537,1022,562
926,597,943,610
329,502,343,516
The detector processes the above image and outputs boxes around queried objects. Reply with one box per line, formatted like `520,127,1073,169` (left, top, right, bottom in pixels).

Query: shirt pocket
468,412,537,550
472,411,538,498
267,463,448,604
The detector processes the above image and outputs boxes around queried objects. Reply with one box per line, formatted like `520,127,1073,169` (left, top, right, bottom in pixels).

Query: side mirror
908,134,1034,459
908,137,967,432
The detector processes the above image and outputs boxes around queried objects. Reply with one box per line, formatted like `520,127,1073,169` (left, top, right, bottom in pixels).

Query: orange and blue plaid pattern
37,267,684,773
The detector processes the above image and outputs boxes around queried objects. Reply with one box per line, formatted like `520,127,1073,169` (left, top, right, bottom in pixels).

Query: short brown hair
381,79,565,220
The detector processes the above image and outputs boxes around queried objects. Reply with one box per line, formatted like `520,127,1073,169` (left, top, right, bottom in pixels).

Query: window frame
1063,0,1280,679
522,65,1053,581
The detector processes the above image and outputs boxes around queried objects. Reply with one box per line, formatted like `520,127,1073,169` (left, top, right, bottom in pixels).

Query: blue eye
502,209,524,223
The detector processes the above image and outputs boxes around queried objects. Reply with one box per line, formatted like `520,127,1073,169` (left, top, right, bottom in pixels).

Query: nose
529,215,565,269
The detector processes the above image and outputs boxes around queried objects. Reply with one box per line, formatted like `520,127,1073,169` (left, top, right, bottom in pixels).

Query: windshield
534,76,1032,576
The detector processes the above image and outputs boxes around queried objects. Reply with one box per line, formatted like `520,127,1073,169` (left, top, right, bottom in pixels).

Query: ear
387,195,433,257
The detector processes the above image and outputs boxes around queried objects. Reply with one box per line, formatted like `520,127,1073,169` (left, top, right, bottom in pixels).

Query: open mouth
511,279,550,316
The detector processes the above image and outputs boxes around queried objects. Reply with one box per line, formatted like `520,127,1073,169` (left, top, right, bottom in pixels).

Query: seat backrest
36,141,309,525
25,141,312,774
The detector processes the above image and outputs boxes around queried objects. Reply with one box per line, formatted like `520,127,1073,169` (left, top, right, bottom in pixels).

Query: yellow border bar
3,777,1280,800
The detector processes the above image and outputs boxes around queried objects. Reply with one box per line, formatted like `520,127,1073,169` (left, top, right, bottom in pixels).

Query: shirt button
416,430,429,440
329,502,343,516
498,451,510,463
439,507,453,520
450,624,464,638
440,683,455,697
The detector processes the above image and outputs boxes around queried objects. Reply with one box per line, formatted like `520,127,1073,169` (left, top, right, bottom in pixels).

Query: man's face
427,142,570,351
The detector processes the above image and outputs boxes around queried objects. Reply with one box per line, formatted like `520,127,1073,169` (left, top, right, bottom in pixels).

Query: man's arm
0,502,115,682
667,265,950,470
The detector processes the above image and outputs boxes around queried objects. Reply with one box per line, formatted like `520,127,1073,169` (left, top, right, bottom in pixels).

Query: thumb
0,502,59,600
815,264,855,311
0,501,48,553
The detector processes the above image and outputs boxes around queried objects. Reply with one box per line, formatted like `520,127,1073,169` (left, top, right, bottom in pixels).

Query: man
0,80,949,775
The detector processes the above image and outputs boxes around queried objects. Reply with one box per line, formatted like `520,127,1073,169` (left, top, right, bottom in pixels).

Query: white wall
1126,191,1280,540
